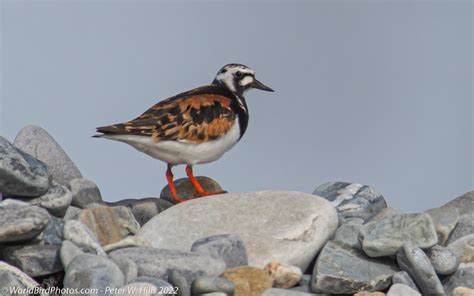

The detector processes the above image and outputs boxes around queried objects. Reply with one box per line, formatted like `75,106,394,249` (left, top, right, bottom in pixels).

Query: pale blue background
1,1,472,212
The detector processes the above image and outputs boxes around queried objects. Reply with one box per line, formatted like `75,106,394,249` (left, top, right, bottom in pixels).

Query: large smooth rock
109,247,226,283
442,263,474,295
312,182,387,222
447,213,474,244
63,220,106,256
448,234,474,264
160,176,224,204
138,191,338,270
426,245,460,275
0,201,51,243
0,136,50,197
425,206,459,245
360,213,438,257
14,125,82,186
443,191,474,216
222,266,273,296
387,284,421,296
106,197,173,226
396,243,445,296
68,178,102,208
20,182,72,217
311,240,399,294
63,254,124,295
191,234,248,269
2,244,62,277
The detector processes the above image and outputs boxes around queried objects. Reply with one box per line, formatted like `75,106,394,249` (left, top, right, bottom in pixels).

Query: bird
94,63,274,203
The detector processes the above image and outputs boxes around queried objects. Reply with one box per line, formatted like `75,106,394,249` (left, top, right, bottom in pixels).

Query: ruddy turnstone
94,63,274,203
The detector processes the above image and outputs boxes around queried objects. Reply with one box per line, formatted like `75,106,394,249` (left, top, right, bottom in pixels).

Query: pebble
68,178,103,208
391,271,420,292
396,243,445,295
138,191,338,270
2,244,62,277
447,213,474,245
452,287,474,296
264,261,302,289
442,263,474,295
360,213,438,257
387,284,421,296
14,125,82,186
425,205,460,245
222,266,273,296
21,181,72,217
448,234,474,264
0,201,50,243
0,136,50,197
63,220,106,256
60,240,85,269
311,240,399,294
109,247,226,283
160,176,224,204
106,197,173,226
426,245,460,275
312,181,387,222
191,276,235,295
190,234,248,269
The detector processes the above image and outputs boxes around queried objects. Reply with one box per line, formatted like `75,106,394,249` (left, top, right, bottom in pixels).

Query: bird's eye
235,71,243,78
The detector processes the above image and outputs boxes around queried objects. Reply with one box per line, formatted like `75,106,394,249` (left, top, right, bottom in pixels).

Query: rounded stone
222,266,273,296
426,245,460,275
160,176,223,204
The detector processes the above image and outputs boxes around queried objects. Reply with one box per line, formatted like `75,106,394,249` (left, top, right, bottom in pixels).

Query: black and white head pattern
213,64,256,97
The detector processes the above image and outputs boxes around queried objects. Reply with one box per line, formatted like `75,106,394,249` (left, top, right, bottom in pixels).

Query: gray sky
1,1,472,212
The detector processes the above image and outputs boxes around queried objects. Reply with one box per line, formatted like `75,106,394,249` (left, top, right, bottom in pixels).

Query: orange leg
185,165,227,197
166,165,191,203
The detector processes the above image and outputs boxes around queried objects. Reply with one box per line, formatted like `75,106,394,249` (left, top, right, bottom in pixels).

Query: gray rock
2,244,62,277
21,182,72,217
111,257,138,285
442,263,474,295
448,234,474,264
426,245,460,275
191,276,235,295
0,136,50,197
63,206,82,220
60,240,85,269
391,271,420,292
109,247,226,284
133,276,174,294
63,220,106,256
333,218,364,249
442,191,474,216
63,254,124,294
365,207,401,223
191,234,248,269
0,261,43,293
35,215,64,245
161,176,223,204
263,289,323,296
14,125,82,186
119,282,158,296
138,191,338,270
68,178,103,208
360,213,438,257
447,213,474,244
387,284,421,296
311,240,399,294
0,201,50,243
168,269,191,296
425,206,459,245
105,197,173,226
396,243,445,296
0,269,28,293
313,182,387,222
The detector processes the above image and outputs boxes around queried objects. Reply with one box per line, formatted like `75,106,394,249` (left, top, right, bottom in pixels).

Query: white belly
102,120,241,165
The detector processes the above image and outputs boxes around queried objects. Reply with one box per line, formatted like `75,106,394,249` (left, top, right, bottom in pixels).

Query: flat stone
452,287,474,296
119,283,158,296
313,182,387,222
2,244,62,277
425,206,459,245
311,240,399,294
222,266,273,296
360,213,438,257
35,215,64,245
396,243,445,295
447,214,474,245
138,191,338,270
68,178,102,208
426,245,459,275
105,197,173,226
0,261,42,292
20,182,72,217
264,261,302,289
161,176,223,204
442,191,474,216
14,125,82,186
391,271,420,292
191,276,235,295
387,284,420,296
60,240,85,269
442,263,474,295
63,220,106,256
109,247,226,283
63,254,124,294
448,234,474,264
0,201,50,243
191,234,248,269
0,136,50,197
333,218,364,249
262,288,321,295
104,236,152,253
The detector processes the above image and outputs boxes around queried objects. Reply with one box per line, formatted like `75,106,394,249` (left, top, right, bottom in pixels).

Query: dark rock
2,244,62,277
191,276,235,295
442,263,474,295
360,213,438,257
447,213,474,245
391,271,420,292
0,136,50,197
311,240,399,294
105,197,173,226
312,182,387,222
14,125,82,186
191,234,248,269
426,245,460,275
35,215,64,245
425,206,459,245
68,178,102,209
396,243,445,295
160,176,223,204
168,269,191,296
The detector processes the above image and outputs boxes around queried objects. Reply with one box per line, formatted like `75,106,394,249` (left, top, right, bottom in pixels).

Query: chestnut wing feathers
96,91,236,144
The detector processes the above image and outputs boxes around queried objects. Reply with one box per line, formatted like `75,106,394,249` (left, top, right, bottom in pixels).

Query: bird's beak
251,79,274,92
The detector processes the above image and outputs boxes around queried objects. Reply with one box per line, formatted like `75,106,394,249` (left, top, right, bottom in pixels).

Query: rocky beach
0,125,473,296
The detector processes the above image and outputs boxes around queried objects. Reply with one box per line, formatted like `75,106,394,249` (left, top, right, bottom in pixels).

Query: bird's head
212,63,274,96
